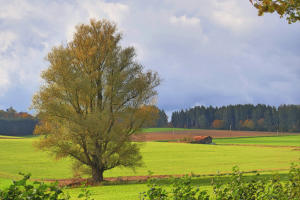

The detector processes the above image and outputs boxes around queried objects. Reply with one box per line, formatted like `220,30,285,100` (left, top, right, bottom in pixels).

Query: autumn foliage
241,119,255,130
32,19,160,182
250,0,300,23
211,120,224,129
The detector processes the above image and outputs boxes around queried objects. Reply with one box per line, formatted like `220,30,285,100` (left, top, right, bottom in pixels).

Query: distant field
214,135,300,146
141,128,190,133
0,135,23,139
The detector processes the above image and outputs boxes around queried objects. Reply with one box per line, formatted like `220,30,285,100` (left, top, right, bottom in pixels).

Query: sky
0,0,299,118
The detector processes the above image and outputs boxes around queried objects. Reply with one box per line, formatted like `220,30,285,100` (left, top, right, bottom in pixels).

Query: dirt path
0,137,22,139
36,167,289,187
132,129,294,142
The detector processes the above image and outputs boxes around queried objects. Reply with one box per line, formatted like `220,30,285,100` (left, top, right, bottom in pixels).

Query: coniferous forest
0,107,37,136
170,104,300,132
1,104,300,136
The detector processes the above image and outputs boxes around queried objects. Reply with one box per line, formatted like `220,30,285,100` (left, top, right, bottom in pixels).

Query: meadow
214,134,300,146
0,131,299,199
0,135,24,139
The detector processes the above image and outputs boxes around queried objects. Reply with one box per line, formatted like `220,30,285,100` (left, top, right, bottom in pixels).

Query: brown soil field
132,129,295,142
0,136,21,139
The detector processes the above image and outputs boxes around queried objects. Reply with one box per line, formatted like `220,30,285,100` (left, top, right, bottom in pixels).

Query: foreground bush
0,173,93,200
213,164,300,200
140,163,300,200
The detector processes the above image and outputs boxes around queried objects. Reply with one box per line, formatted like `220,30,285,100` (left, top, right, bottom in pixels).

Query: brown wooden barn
191,136,213,144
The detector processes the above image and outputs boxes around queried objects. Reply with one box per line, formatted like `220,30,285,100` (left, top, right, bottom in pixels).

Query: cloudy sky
0,0,299,117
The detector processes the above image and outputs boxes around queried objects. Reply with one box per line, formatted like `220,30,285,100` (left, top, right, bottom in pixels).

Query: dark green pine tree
170,104,300,133
155,109,168,127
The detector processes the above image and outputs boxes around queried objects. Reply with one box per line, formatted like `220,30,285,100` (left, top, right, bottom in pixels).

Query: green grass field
1,138,299,179
214,135,300,146
0,135,299,199
0,135,24,139
67,183,214,200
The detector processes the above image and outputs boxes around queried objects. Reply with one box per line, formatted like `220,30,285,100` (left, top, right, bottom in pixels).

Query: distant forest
170,104,300,132
0,107,37,136
1,104,300,136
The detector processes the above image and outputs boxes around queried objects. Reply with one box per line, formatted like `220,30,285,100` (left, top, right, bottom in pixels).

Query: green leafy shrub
0,173,93,200
141,163,300,200
140,176,209,200
213,164,300,200
140,178,168,200
171,176,209,200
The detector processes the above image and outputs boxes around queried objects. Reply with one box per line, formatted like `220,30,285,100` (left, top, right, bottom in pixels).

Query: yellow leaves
88,46,97,56
139,105,157,114
135,105,159,127
34,120,51,136
242,119,255,129
252,0,300,23
274,3,289,15
32,19,160,178
212,119,224,129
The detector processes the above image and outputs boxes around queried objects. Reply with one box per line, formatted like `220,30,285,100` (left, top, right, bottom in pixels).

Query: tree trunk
92,167,104,183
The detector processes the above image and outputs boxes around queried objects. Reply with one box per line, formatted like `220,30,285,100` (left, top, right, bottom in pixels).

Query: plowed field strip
132,130,292,142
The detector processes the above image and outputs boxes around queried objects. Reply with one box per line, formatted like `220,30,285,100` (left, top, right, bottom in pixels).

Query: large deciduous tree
250,0,300,23
32,19,160,182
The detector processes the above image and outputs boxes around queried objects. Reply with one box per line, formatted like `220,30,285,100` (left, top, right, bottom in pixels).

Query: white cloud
170,15,200,26
0,31,17,53
78,1,129,24
130,42,147,61
0,0,131,93
0,67,10,94
0,0,32,20
0,31,18,94
212,0,254,32
63,1,129,41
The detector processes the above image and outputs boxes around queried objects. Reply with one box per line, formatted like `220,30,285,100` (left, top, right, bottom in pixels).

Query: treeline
0,106,170,136
154,109,169,127
0,107,37,136
171,104,300,132
144,107,169,128
2,104,300,135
